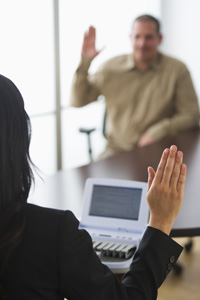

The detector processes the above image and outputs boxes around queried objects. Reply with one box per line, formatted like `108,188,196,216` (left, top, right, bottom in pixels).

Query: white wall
160,0,200,103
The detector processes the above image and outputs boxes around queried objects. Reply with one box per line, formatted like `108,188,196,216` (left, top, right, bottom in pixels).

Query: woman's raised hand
147,145,187,235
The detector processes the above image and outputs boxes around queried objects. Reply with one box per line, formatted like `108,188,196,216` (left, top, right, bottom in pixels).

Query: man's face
130,21,162,64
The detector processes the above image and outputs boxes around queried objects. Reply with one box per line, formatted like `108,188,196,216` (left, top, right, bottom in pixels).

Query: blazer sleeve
58,211,183,300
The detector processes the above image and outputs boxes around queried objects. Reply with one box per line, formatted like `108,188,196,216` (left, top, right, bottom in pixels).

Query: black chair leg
185,238,193,253
173,262,183,275
172,238,194,275
79,128,96,162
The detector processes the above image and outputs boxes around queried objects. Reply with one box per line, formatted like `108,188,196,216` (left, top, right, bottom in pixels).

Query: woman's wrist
149,217,174,236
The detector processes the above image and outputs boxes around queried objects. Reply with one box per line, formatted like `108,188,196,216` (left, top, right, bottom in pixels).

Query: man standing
70,15,200,156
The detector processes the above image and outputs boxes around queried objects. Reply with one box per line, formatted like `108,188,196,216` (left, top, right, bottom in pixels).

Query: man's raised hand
81,26,101,59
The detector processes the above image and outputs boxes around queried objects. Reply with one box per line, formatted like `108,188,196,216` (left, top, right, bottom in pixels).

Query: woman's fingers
153,145,185,191
154,148,169,183
177,163,187,194
170,151,183,189
162,145,177,185
147,166,155,191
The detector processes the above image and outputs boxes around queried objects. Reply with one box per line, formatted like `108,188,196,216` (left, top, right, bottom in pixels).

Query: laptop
79,178,149,273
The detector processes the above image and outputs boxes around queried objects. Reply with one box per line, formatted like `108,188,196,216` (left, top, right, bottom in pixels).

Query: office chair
79,107,107,161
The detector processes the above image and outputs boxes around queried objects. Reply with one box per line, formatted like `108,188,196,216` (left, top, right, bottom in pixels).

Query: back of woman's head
0,74,34,282
0,74,33,208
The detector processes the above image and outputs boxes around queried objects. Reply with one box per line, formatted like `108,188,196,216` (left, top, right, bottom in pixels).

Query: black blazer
2,204,182,300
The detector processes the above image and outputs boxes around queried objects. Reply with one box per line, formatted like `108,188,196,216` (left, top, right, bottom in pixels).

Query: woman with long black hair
0,75,34,299
0,74,186,300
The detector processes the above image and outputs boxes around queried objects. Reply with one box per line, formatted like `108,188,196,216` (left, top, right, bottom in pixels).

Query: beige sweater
70,53,200,152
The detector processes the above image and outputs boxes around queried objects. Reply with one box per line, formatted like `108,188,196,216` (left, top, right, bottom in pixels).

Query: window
0,0,161,175
0,0,56,174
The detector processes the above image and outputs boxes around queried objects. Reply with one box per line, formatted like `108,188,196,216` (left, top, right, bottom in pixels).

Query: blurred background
0,0,199,175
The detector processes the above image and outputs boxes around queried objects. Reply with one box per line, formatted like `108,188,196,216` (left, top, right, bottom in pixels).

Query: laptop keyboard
93,240,136,260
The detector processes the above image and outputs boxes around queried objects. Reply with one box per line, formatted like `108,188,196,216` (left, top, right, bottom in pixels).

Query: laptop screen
89,184,142,221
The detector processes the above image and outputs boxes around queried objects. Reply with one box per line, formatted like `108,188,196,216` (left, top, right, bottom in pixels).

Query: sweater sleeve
70,56,104,107
146,67,200,141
